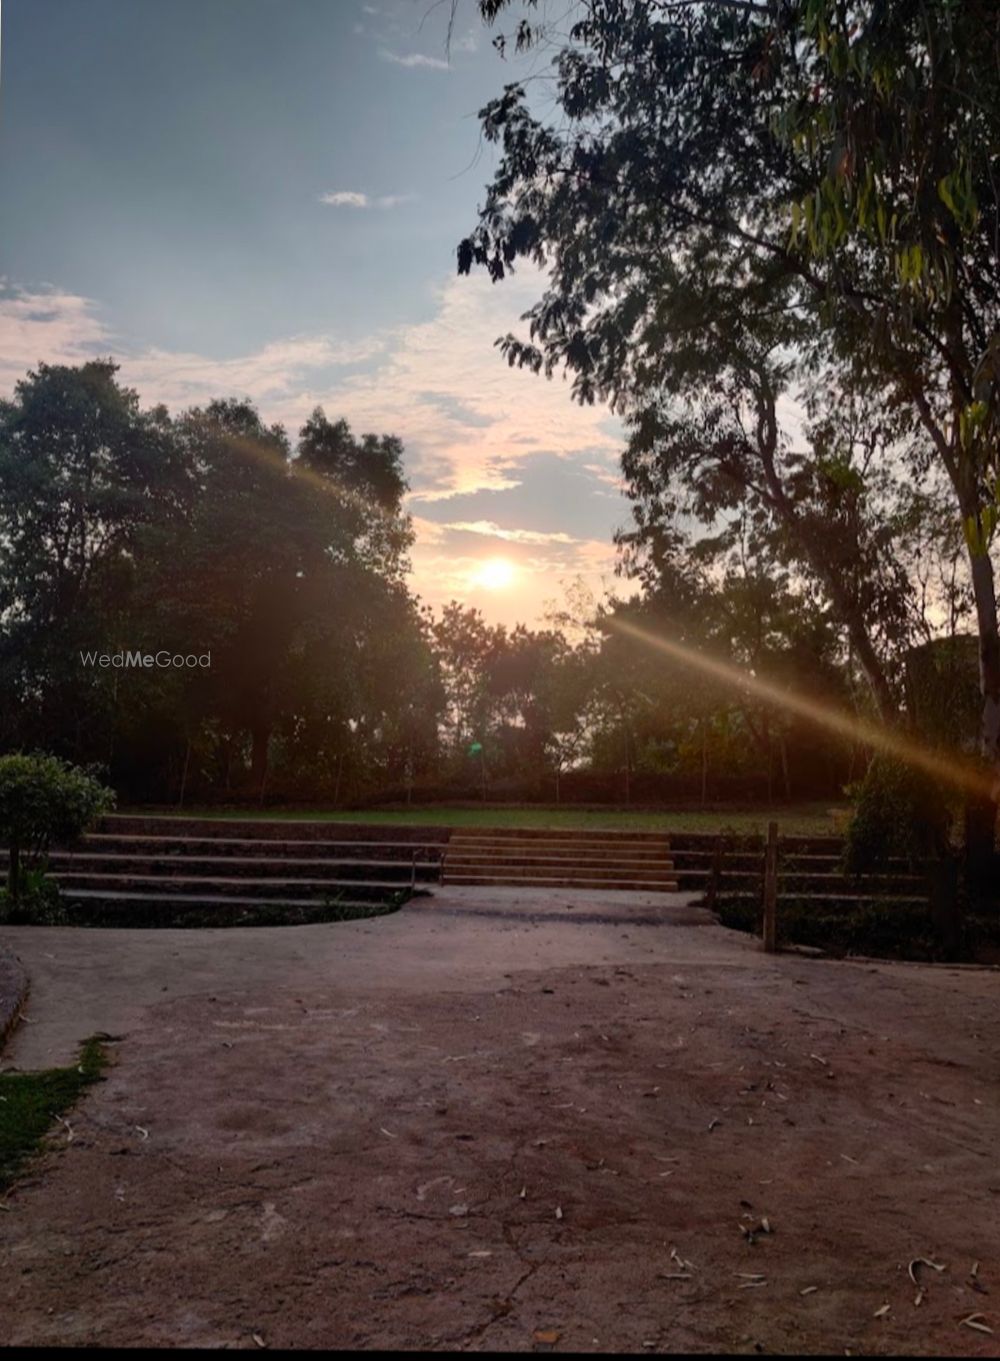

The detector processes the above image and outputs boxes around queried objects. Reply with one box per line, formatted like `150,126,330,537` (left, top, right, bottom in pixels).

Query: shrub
843,754,951,875
0,753,115,914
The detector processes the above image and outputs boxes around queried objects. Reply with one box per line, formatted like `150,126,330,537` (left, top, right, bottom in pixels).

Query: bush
0,753,115,914
843,755,952,876
0,869,70,925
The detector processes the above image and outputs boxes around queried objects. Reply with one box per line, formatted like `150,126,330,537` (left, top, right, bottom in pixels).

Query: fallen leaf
533,1328,561,1345
800,1286,818,1296
908,1257,947,1284
874,1304,891,1318
252,1333,267,1348
960,1314,993,1334
554,1206,563,1220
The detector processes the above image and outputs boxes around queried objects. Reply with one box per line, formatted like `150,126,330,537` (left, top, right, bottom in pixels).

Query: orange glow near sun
471,556,517,591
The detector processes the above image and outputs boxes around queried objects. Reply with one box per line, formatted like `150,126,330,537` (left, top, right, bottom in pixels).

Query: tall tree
0,360,190,760
460,0,1000,846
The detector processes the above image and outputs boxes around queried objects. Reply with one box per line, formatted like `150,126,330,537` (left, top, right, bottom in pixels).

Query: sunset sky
0,0,633,627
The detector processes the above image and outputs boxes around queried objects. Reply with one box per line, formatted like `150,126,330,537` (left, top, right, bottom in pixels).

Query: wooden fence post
762,820,778,953
706,834,723,911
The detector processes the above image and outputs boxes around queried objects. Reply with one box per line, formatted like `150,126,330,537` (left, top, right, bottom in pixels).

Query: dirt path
1,889,998,1353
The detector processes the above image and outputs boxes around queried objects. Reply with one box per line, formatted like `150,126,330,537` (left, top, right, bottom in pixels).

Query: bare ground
0,888,998,1354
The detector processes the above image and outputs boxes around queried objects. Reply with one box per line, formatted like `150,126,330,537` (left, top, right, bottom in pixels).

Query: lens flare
608,615,992,799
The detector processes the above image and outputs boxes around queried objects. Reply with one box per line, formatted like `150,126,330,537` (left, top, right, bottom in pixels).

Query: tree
0,753,114,909
0,361,191,761
460,0,1000,850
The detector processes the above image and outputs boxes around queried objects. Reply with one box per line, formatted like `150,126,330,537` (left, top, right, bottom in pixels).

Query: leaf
873,1303,891,1317
908,1257,946,1284
252,1335,267,1349
533,1329,561,1345
960,1314,993,1335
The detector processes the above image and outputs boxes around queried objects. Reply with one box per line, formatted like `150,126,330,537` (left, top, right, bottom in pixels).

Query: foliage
0,365,438,805
0,752,114,906
461,0,1000,810
51,893,408,930
0,869,68,926
843,755,952,875
715,896,998,965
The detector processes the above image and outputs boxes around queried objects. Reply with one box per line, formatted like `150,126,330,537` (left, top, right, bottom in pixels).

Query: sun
471,556,517,591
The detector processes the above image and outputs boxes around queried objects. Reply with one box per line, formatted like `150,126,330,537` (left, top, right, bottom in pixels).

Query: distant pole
762,820,778,953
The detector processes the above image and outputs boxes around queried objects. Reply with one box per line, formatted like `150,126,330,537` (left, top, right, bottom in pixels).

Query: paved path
1,888,998,1353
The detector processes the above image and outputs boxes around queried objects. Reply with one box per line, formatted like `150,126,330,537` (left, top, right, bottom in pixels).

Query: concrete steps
442,829,677,891
79,834,447,861
53,873,408,901
47,851,439,883
41,817,445,917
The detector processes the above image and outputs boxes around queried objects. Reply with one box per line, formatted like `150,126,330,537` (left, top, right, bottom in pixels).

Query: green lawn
0,1038,106,1193
126,802,847,837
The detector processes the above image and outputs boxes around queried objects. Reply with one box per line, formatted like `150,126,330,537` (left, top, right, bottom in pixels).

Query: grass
125,802,846,838
0,1037,106,1193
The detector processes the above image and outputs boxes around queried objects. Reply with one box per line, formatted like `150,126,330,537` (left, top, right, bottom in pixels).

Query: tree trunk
250,725,270,800
8,840,20,907
177,738,192,809
778,733,791,800
700,719,708,807
756,402,898,723
965,550,1000,893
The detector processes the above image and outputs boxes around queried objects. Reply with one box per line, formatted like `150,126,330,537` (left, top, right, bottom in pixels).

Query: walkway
1,887,998,1353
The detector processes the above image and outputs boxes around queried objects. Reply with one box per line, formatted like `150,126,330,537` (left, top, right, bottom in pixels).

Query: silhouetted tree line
0,360,902,808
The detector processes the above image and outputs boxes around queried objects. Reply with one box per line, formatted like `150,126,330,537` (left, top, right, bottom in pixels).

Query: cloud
0,282,112,386
125,334,386,410
319,190,414,210
309,269,625,506
0,283,385,411
319,190,369,208
0,269,629,625
378,48,450,70
439,520,577,546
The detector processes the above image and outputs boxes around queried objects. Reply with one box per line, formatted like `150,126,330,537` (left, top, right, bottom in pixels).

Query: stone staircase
45,815,448,918
441,827,678,891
